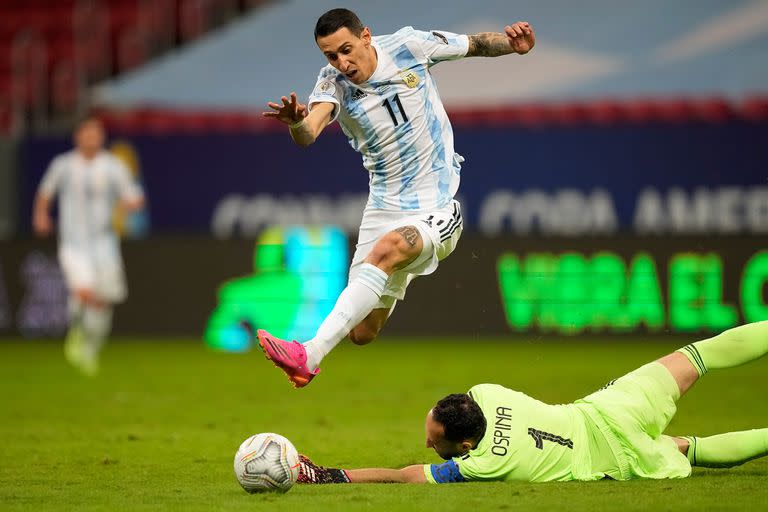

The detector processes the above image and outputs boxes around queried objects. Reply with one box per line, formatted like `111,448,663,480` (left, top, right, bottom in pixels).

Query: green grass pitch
1,336,766,511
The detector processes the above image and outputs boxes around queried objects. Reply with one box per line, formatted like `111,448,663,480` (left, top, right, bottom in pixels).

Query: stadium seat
98,109,146,133
50,60,80,115
179,0,211,42
741,97,768,121
1,0,276,131
116,27,149,72
514,104,554,125
140,110,182,133
550,102,589,124
654,99,695,122
622,99,659,123
208,111,248,131
691,98,734,123
585,100,625,124
0,74,12,101
445,108,483,126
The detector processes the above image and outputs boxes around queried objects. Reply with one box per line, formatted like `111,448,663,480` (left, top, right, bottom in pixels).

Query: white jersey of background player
33,117,144,375
259,8,535,387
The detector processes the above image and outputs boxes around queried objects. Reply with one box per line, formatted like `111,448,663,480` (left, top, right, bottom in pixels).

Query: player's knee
672,436,690,456
349,324,378,345
365,229,421,272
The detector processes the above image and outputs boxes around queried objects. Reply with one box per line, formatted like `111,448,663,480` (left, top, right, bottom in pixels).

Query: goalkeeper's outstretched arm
297,455,427,484
346,466,427,483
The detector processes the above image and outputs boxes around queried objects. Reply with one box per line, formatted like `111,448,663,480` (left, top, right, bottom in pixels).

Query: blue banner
19,121,768,236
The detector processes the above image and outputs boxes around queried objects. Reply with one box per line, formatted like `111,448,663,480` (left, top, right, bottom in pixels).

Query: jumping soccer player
259,8,536,387
33,116,144,375
294,322,768,483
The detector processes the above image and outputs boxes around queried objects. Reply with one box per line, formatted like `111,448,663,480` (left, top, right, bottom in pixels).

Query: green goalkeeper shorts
574,362,692,480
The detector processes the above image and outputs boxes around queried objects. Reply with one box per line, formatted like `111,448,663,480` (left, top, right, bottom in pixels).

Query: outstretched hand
505,21,535,54
296,454,351,484
263,92,308,125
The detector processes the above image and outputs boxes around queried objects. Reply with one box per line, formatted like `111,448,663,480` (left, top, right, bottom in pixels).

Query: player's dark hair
74,114,102,130
432,394,486,443
314,8,364,40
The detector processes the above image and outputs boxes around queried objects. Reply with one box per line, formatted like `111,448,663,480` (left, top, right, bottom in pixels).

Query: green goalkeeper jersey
424,384,609,483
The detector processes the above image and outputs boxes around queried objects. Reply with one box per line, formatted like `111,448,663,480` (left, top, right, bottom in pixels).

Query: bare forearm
346,465,427,483
33,194,53,236
347,468,405,483
290,102,334,146
34,194,51,217
289,120,319,146
467,32,515,57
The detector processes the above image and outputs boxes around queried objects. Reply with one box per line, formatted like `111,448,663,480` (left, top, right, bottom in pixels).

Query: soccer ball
233,433,300,493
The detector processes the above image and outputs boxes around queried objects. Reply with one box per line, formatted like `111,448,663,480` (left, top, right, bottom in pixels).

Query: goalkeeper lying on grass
298,322,768,484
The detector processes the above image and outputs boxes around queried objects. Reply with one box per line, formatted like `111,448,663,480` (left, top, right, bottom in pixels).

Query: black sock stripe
682,345,704,375
692,437,698,466
681,346,697,372
683,345,707,374
688,344,707,373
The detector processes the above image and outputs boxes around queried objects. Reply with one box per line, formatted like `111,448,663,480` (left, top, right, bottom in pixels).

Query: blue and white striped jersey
308,27,468,212
38,150,143,253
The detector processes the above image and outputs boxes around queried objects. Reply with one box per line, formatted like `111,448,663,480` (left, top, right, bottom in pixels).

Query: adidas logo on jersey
351,88,368,101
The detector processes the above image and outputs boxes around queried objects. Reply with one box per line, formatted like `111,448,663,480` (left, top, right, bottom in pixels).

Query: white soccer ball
233,433,300,493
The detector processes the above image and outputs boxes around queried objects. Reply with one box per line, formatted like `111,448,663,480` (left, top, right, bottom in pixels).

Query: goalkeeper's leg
675,429,768,468
678,321,768,377
658,322,768,396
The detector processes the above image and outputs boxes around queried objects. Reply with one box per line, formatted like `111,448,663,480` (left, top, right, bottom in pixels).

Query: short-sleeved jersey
38,150,143,252
307,27,468,213
424,384,606,483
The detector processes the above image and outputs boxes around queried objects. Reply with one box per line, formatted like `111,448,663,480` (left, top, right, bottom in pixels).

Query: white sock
68,297,84,330
304,263,388,370
82,306,112,361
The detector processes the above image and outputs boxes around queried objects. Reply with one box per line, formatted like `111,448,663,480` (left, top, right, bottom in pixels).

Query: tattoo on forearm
395,226,420,247
467,32,513,57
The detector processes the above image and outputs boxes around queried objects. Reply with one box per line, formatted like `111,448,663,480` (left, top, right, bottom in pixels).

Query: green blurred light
204,226,348,351
741,251,768,322
498,250,750,334
669,253,736,331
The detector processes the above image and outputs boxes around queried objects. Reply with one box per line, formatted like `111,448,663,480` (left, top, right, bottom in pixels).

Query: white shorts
59,246,127,304
348,200,463,309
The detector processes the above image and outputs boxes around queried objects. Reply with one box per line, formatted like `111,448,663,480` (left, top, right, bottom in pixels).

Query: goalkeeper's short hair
433,394,486,443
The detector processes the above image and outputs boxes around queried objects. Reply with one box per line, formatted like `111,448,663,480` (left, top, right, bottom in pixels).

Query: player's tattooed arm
467,32,514,57
466,22,535,57
395,226,420,248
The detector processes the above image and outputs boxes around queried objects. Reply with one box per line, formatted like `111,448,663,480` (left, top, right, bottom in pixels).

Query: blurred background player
295,321,768,483
259,8,536,387
32,116,144,375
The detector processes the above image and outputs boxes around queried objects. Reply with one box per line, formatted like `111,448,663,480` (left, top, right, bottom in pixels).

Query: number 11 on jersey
382,94,409,126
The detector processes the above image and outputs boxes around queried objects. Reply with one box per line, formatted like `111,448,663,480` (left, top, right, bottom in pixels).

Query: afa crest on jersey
398,69,420,88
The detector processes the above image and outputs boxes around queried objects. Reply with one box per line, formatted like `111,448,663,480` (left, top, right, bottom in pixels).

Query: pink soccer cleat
256,329,320,388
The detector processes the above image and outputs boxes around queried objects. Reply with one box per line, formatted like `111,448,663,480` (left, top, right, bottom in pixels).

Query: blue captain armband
428,460,466,483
